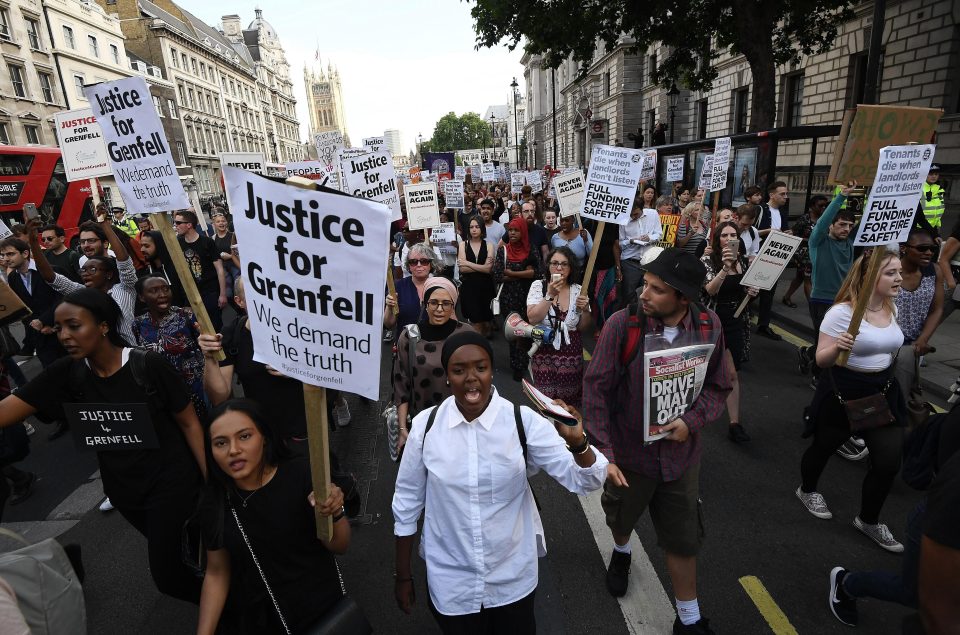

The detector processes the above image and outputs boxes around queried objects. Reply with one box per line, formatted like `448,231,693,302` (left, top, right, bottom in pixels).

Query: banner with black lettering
84,76,189,213
222,168,390,399
341,151,401,221
581,145,644,225
853,144,936,246
643,343,715,442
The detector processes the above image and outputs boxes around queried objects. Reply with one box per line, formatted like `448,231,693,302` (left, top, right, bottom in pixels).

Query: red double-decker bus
0,146,98,246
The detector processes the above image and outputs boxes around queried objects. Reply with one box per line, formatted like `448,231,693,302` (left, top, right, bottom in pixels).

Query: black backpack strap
514,404,527,465
128,348,163,411
422,406,439,438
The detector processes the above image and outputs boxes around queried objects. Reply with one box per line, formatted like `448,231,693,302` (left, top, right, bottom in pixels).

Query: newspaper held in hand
521,379,579,427
643,343,715,442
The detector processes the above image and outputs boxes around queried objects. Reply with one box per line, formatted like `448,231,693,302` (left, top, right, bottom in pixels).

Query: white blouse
526,280,583,349
392,390,607,616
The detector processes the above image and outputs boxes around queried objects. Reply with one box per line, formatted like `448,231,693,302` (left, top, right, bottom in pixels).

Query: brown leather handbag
829,369,896,433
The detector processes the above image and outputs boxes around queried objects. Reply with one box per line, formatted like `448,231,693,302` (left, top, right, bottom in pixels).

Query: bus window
0,155,33,176
40,159,69,222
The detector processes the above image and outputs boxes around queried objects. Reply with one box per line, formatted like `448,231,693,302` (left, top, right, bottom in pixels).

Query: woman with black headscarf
392,277,474,456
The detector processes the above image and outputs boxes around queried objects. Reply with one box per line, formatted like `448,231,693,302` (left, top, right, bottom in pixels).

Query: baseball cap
643,249,706,302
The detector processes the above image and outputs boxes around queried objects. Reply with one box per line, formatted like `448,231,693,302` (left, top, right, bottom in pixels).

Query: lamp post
510,77,519,169
489,113,496,162
531,140,538,169
417,133,423,165
668,83,680,144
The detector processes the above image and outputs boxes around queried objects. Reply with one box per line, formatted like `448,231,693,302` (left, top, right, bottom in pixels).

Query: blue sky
191,1,525,155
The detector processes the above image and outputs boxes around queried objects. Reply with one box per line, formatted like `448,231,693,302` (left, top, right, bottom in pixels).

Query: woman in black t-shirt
197,399,351,635
0,288,207,603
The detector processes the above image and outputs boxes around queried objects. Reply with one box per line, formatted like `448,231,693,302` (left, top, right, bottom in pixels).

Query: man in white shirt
753,182,790,340
619,201,663,300
479,199,505,247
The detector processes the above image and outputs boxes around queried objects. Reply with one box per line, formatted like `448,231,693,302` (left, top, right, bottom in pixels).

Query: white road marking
578,489,676,634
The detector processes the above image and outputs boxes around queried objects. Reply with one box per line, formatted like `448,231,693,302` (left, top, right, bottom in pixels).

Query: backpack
67,348,163,411
620,302,715,370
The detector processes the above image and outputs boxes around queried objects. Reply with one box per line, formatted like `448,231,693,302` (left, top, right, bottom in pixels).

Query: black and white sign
443,180,465,209
740,230,804,290
341,150,401,221
314,131,343,167
697,154,714,191
710,137,731,192
510,172,525,194
362,136,385,153
404,182,440,230
223,168,390,398
221,152,267,175
640,149,657,181
666,156,685,183
65,402,158,452
481,162,495,182
581,144,644,225
854,144,936,246
553,170,585,218
54,108,113,181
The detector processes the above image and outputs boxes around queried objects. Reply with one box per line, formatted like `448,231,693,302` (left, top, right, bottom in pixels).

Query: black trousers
428,589,536,635
756,279,777,328
118,489,202,604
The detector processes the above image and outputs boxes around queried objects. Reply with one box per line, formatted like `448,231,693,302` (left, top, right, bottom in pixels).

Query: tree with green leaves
469,0,854,132
428,112,494,151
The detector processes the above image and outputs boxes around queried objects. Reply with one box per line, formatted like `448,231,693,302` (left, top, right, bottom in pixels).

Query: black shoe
9,472,35,505
727,424,751,443
829,567,858,626
797,346,811,375
757,326,782,341
673,616,715,634
606,549,631,597
47,421,70,441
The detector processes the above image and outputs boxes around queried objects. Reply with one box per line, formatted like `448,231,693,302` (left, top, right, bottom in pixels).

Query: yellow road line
739,576,799,635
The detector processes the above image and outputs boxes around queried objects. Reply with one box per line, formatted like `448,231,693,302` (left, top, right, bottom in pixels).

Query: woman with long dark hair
456,215,495,336
197,399,354,634
139,230,188,307
0,288,206,603
493,217,542,381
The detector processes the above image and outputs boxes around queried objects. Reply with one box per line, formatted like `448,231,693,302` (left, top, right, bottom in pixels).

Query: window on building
88,35,99,58
696,99,708,140
24,125,40,144
191,58,197,76
187,88,195,109
8,65,26,98
73,74,85,98
38,72,54,102
648,53,657,84
110,44,119,65
25,19,41,49
62,25,75,49
181,53,187,69
0,8,11,41
646,109,656,138
0,122,9,144
206,94,213,114
784,73,804,127
170,47,178,68
153,95,163,116
846,50,885,108
176,140,186,165
732,87,749,134
168,99,178,119
603,71,611,98
199,62,206,80
177,83,186,105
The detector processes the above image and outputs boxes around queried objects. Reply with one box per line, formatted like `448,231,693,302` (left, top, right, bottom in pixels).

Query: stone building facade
305,61,350,147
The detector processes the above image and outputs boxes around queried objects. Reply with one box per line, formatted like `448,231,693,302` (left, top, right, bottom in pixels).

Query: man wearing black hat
583,249,732,635
111,206,139,238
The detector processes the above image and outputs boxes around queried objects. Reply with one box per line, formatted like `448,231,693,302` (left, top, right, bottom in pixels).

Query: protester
478,198,505,246
392,227,424,280
936,217,960,321
457,215,496,336
583,218,623,330
673,187,691,214
493,217,542,381
30,217,138,346
0,288,206,602
0,363,34,515
639,184,656,210
76,220,115,267
393,276,472,456
701,221,758,443
211,212,240,302
138,230,188,307
392,331,609,634
174,210,227,332
196,400,352,635
526,246,591,407
521,200,550,261
583,249,730,635
39,224,81,282
917,441,960,632
132,276,206,419
735,204,761,262
797,250,906,552
676,201,709,257
434,210,459,280
618,196,663,299
384,243,443,337
543,208,560,241
782,195,828,308
551,214,594,268
137,217,153,240
754,181,790,340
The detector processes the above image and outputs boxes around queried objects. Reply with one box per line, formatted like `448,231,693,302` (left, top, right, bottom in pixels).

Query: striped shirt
582,306,732,481
51,257,139,345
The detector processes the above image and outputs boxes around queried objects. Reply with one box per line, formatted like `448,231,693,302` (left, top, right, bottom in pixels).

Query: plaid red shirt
583,306,732,481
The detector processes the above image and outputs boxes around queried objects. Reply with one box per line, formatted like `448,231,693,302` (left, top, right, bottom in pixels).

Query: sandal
781,297,798,309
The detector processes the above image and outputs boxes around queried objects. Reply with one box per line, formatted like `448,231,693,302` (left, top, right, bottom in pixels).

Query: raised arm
26,219,56,283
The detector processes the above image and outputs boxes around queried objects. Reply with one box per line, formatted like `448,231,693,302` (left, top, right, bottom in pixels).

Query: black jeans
757,279,777,328
805,300,832,376
428,589,536,635
200,288,224,332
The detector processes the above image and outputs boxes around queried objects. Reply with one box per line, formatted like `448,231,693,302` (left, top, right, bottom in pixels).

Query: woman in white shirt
526,246,591,407
392,331,609,633
797,249,907,553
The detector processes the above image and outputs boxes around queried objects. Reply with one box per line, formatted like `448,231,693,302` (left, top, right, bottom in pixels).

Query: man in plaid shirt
583,249,731,635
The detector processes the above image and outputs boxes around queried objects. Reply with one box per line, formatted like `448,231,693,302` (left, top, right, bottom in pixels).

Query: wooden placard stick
837,246,887,367
733,294,752,319
386,263,399,315
581,221,606,296
149,213,224,362
283,175,334,541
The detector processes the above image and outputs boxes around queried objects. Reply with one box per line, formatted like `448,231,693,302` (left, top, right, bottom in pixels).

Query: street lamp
668,83,680,144
531,140,538,168
489,113,496,162
511,77,519,169
417,133,423,165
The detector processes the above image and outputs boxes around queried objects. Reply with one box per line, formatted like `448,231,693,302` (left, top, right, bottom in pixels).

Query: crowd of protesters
0,160,955,635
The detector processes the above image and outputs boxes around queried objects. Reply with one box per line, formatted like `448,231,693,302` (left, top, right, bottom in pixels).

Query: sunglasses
40,236,56,242
173,220,191,225
408,258,432,267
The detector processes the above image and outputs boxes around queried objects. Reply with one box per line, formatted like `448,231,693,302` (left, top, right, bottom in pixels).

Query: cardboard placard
221,152,267,175
284,161,328,184
341,151,401,221
853,144,936,246
362,136,385,153
314,131,343,167
526,171,543,194
510,172,526,194
740,230,804,290
640,149,657,181
666,156,685,183
0,280,31,326
430,222,456,244
655,213,681,248
0,219,12,240
65,402,158,451
84,76,189,213
222,168,390,399
697,154,714,191
829,106,942,185
454,165,466,180
481,162,495,182
470,165,482,181
53,108,113,181
404,182,440,230
553,170,585,218
443,180,465,210
580,145,644,225
710,137,732,192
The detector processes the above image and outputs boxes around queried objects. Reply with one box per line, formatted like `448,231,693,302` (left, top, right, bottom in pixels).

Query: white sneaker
796,486,833,519
853,517,903,553
836,438,869,461
335,399,351,427
99,497,114,512
24,423,35,436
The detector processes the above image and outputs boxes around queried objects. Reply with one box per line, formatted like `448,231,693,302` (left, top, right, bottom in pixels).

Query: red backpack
620,302,715,370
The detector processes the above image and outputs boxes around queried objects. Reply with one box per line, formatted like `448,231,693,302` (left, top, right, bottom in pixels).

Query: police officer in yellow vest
922,164,946,231
111,206,139,238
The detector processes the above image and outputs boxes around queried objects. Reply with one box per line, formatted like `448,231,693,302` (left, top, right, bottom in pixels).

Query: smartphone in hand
23,202,39,221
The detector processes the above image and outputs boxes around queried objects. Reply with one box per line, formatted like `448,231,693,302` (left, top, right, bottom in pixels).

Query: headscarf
417,276,460,341
441,330,494,371
505,216,530,263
